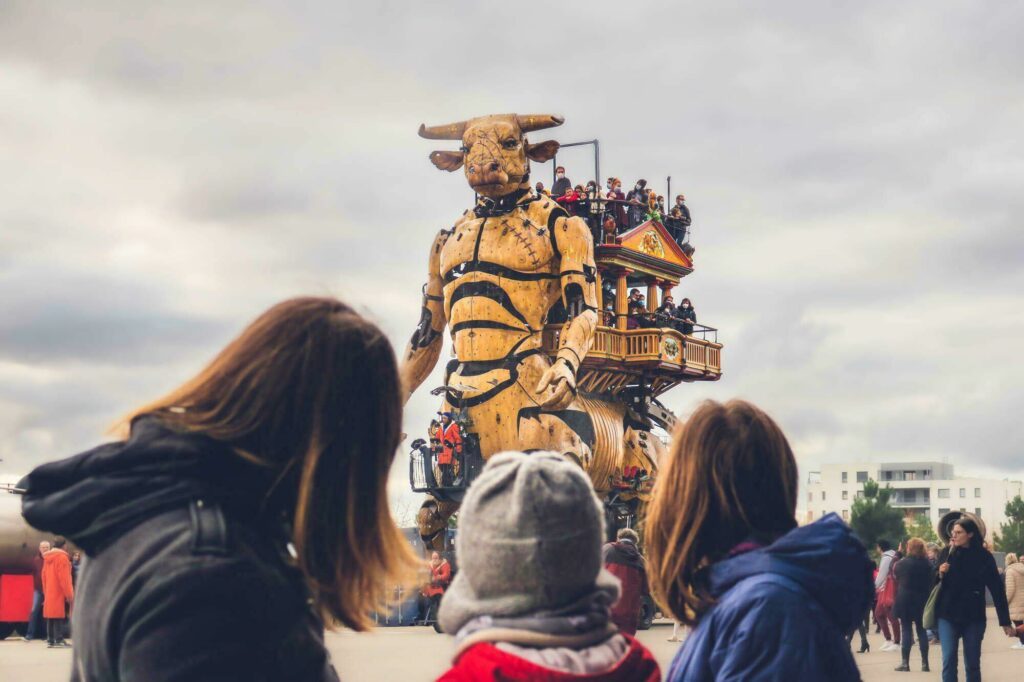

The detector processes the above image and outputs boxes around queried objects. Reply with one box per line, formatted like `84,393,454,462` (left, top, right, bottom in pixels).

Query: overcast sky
2,2,1022,513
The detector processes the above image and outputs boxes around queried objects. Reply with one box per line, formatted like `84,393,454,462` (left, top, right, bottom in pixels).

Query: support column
616,270,629,331
646,280,658,313
660,280,674,307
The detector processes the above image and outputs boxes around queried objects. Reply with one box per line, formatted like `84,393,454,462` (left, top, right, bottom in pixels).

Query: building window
808,492,812,502
822,491,826,501
975,508,982,516
842,490,848,500
938,489,949,499
959,488,966,498
842,472,848,484
855,490,864,499
938,508,950,516
842,509,849,520
974,488,981,498
856,471,868,483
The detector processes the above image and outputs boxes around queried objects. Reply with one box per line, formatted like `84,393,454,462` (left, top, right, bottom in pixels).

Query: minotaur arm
536,215,598,409
400,229,449,402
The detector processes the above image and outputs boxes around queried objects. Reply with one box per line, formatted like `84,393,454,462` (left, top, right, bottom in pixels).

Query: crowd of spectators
600,286,699,335
535,167,693,246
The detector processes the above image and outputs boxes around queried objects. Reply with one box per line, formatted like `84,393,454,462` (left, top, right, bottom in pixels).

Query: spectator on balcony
603,302,616,327
646,193,662,223
666,207,687,245
626,180,649,229
606,178,627,231
556,185,580,216
656,295,676,326
552,166,572,198
674,194,692,227
674,298,697,335
585,181,603,229
627,301,644,330
535,181,549,197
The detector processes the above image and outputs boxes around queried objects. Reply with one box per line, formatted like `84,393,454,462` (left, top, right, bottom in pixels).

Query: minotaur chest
439,208,559,281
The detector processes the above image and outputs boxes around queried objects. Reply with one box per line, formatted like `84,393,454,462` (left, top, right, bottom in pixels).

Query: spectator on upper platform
556,185,580,216
552,166,572,198
606,179,626,231
535,181,549,197
626,180,648,229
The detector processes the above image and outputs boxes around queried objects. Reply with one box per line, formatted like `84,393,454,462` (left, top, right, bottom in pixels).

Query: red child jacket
437,634,660,682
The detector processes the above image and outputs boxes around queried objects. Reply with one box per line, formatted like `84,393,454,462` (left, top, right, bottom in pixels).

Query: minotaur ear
430,150,465,171
526,139,560,163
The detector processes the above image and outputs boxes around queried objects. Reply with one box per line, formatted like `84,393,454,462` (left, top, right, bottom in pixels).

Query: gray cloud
2,1,1023,505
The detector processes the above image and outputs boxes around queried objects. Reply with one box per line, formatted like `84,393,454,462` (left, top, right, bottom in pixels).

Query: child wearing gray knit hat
436,451,660,681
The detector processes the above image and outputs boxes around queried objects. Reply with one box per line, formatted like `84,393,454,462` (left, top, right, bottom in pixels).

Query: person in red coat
41,537,74,647
419,552,452,623
602,528,649,635
436,452,660,682
437,413,462,487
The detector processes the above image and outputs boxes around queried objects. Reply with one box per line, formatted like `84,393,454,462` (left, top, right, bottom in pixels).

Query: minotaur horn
515,114,564,133
417,120,470,140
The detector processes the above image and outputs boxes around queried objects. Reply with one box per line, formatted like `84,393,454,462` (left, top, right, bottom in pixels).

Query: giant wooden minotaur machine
403,113,722,548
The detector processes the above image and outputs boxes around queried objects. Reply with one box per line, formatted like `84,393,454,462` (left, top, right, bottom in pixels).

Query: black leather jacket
21,418,339,682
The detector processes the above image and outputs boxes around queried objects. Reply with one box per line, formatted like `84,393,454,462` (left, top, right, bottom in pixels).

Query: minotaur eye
460,145,470,153
503,139,518,149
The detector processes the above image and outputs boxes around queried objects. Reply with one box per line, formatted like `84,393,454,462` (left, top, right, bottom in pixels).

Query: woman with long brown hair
645,399,874,681
21,297,416,681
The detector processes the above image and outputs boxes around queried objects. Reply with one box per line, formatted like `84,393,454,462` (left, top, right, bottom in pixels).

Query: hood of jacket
21,417,277,555
704,513,873,632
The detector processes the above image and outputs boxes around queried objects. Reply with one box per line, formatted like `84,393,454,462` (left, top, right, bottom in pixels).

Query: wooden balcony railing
542,325,722,378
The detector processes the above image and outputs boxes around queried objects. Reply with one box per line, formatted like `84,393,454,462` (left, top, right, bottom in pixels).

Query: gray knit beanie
438,451,619,634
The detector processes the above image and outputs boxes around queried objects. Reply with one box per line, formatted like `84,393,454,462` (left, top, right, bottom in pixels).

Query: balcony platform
542,324,722,399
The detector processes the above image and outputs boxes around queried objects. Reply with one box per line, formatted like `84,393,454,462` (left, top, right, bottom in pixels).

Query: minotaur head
419,113,563,198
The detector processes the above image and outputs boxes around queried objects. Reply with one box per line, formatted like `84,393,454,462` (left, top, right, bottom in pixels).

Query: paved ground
1,612,1018,680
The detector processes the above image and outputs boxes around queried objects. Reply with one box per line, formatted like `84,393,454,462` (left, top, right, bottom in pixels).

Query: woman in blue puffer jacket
645,400,875,681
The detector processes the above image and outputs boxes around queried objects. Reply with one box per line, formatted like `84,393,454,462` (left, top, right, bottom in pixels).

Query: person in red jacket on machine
437,413,462,487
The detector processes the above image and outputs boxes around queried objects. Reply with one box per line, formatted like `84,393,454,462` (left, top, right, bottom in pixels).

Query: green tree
850,479,906,556
905,513,939,544
993,495,1024,554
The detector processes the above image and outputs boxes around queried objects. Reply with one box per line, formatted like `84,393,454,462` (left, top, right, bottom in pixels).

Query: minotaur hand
536,359,576,410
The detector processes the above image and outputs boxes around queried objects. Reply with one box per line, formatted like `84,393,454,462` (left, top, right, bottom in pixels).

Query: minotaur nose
468,164,478,174
489,162,500,172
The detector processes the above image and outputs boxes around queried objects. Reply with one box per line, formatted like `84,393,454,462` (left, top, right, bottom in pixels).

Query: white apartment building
805,462,1022,532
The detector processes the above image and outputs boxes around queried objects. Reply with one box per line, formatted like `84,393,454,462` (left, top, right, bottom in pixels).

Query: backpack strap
188,498,229,556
